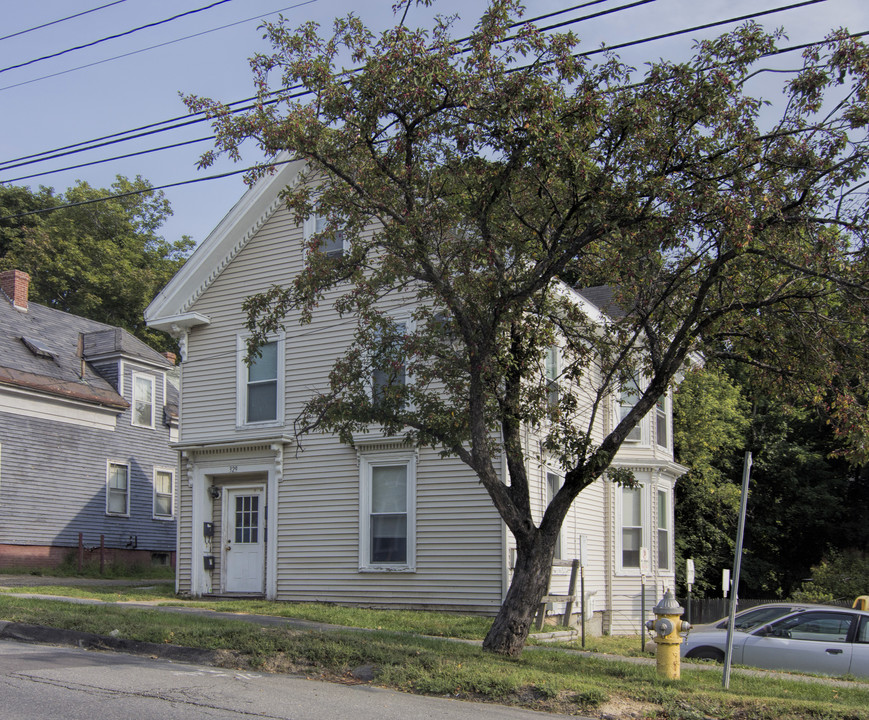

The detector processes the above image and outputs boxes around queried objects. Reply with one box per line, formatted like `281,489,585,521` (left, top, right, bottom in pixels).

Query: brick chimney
161,351,177,365
0,269,31,311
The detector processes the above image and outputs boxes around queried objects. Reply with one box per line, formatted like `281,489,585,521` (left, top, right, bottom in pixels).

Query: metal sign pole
723,451,753,689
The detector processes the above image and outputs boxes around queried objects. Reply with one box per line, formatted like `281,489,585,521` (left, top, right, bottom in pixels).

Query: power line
0,0,131,43
0,159,296,222
0,2,857,205
0,0,318,94
0,0,836,180
0,0,239,75
2,137,214,184
0,0,607,169
1,25,862,221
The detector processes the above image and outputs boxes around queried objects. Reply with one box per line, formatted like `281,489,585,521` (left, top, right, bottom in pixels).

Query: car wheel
686,647,725,662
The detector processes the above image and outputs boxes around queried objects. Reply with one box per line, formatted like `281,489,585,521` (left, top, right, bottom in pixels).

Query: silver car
681,606,869,677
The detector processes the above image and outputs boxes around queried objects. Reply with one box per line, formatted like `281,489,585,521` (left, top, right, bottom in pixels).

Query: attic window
21,336,55,359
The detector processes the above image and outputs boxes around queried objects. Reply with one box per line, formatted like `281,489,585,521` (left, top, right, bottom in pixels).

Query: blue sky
0,0,865,247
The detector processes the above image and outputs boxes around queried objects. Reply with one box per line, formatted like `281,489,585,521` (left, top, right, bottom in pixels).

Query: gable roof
145,155,306,331
0,295,170,410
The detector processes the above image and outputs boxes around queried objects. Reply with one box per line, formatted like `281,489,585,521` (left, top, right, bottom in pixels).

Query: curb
0,620,217,665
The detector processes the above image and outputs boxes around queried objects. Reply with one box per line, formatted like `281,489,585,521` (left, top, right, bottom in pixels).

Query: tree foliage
674,369,868,598
186,0,869,654
0,177,193,352
673,368,749,596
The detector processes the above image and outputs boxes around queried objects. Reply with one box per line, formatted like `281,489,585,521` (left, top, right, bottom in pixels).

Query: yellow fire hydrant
645,589,691,679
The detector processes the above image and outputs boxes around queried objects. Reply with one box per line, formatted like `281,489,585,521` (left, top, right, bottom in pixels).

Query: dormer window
132,372,155,428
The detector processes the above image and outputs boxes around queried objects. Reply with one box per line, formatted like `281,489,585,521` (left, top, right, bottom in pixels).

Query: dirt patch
597,697,662,719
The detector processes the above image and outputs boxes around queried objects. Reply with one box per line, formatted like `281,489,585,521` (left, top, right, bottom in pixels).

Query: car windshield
715,606,798,632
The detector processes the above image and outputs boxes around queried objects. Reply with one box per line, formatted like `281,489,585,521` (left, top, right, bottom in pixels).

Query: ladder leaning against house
535,558,581,630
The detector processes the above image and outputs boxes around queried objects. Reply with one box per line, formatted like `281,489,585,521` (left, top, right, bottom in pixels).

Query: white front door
223,487,265,593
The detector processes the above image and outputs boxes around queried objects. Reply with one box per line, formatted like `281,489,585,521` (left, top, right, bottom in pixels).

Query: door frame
188,455,279,600
221,482,266,594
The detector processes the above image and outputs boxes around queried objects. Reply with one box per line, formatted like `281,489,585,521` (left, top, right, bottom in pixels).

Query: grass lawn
1,590,867,719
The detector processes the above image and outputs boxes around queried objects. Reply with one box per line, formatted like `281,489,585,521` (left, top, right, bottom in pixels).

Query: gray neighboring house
0,269,179,569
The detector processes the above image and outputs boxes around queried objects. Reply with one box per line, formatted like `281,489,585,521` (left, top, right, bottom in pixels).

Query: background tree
672,368,749,596
187,0,869,655
673,369,868,599
0,177,193,352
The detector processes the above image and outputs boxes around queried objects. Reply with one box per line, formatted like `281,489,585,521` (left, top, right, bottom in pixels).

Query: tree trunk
482,538,554,657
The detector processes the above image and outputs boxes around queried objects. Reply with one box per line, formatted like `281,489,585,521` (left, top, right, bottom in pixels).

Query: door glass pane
234,495,259,544
372,466,407,512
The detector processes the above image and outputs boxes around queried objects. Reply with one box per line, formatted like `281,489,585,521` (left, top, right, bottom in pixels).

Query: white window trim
236,333,285,428
358,450,416,572
152,467,175,520
131,371,155,429
656,486,674,573
614,478,649,576
106,460,131,517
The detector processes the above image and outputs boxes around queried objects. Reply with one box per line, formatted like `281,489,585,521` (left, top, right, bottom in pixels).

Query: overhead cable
0,0,130,43
0,0,239,75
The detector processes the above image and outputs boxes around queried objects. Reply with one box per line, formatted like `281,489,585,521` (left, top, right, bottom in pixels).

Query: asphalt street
0,639,581,720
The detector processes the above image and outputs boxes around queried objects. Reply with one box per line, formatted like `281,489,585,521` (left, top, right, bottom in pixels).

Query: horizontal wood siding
0,361,176,554
180,205,503,609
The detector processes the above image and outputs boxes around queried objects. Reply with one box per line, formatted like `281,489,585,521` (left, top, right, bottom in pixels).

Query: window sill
153,515,174,522
358,565,416,573
105,512,130,518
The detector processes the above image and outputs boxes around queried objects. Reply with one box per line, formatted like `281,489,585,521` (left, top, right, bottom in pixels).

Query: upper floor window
545,346,559,408
237,335,284,426
132,372,155,428
620,378,642,442
656,395,669,449
305,213,347,258
153,468,174,519
372,321,407,406
359,452,416,570
106,461,130,516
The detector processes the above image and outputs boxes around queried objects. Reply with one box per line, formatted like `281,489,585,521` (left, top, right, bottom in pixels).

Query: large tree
186,1,869,655
0,177,193,352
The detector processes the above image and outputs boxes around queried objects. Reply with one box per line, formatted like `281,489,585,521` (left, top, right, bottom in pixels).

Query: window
237,335,284,426
657,488,671,570
545,346,559,408
767,611,854,643
106,462,130,516
656,395,669,448
621,485,643,569
372,321,407,405
546,472,563,559
153,468,174,519
620,378,642,441
132,372,155,428
305,213,346,257
359,452,415,570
